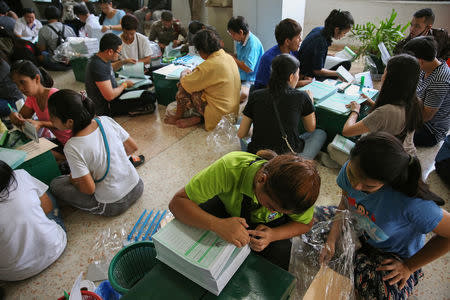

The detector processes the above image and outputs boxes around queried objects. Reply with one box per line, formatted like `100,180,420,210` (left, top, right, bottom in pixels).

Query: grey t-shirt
85,55,117,115
362,104,416,155
37,22,76,54
0,16,15,35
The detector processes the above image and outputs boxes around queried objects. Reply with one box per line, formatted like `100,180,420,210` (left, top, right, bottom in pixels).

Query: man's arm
95,80,129,101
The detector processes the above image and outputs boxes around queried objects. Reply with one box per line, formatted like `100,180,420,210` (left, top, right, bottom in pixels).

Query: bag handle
94,117,110,183
271,99,296,154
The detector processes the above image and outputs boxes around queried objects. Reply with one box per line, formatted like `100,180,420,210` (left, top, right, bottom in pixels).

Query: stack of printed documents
152,219,250,295
68,37,99,56
299,81,338,103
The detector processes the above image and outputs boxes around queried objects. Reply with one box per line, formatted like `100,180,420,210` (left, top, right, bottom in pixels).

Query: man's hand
124,58,137,64
213,217,250,247
125,80,135,88
247,224,274,252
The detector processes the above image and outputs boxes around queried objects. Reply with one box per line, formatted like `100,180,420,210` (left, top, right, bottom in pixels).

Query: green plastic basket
70,57,89,83
108,241,157,294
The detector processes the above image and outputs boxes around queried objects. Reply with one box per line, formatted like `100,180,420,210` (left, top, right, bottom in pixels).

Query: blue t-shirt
236,32,264,82
253,45,297,89
102,9,125,35
436,135,450,162
297,26,331,77
337,162,442,258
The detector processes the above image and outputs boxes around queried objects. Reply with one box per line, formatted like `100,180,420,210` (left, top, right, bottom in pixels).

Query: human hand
319,240,336,265
125,58,137,64
10,112,25,126
180,69,192,78
247,224,274,252
145,12,152,21
213,217,250,247
101,25,109,33
125,80,135,88
173,40,181,47
27,119,43,131
376,258,413,290
345,101,360,112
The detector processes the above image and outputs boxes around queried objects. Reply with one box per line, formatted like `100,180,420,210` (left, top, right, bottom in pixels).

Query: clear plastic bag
53,37,99,62
289,209,359,300
206,113,239,150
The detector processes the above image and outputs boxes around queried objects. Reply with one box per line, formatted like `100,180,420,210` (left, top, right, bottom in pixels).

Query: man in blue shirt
253,18,311,90
227,16,264,101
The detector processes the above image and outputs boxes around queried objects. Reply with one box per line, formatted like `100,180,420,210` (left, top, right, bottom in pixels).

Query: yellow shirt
180,49,240,131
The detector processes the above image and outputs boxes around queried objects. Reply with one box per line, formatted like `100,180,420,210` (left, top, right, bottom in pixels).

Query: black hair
161,10,173,22
0,1,9,15
193,29,221,55
322,9,354,44
44,5,61,20
98,0,113,25
350,132,424,197
188,20,204,35
413,8,434,25
0,160,17,201
403,36,437,62
48,89,96,135
22,8,35,15
275,18,302,46
268,53,299,95
99,33,122,52
73,4,89,16
121,14,138,31
227,16,249,35
10,60,54,88
373,54,423,137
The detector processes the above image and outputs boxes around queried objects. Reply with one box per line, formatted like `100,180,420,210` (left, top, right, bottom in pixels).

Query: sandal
130,155,145,168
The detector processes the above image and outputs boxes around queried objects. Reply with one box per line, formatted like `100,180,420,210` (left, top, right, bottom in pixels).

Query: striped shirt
417,61,450,142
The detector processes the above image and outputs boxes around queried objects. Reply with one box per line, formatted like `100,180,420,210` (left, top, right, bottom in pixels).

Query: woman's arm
301,112,316,132
123,137,138,156
237,115,252,139
169,188,251,247
342,102,370,137
377,210,450,289
70,173,95,195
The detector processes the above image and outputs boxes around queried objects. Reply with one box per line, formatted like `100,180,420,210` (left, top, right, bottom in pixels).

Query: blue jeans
298,129,327,160
45,191,66,232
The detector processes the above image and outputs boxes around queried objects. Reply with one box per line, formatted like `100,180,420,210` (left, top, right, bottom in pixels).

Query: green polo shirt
185,151,314,224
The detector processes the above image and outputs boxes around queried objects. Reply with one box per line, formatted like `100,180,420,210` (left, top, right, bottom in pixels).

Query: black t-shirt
85,55,117,115
243,87,315,154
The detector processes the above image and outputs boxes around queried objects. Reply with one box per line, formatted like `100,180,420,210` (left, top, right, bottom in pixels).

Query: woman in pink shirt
9,60,71,161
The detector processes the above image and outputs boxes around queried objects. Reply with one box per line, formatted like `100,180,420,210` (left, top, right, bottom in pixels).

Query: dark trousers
436,158,450,186
109,91,156,116
414,125,439,147
199,196,292,270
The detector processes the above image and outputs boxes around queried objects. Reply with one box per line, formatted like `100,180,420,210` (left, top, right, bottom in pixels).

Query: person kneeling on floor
49,89,144,216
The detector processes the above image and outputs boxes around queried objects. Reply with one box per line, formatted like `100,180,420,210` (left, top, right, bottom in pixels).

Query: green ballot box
152,65,180,106
122,252,296,300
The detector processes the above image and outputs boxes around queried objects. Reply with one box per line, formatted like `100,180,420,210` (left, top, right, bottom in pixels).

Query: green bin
70,57,89,83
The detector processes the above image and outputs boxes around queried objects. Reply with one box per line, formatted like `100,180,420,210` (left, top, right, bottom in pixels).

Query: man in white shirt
120,14,152,64
14,8,42,41
73,4,102,41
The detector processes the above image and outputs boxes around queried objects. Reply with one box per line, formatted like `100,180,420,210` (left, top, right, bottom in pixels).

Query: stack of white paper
152,219,250,295
324,46,357,69
68,37,99,56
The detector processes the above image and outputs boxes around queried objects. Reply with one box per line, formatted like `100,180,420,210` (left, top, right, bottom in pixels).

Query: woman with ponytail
9,60,69,161
48,89,143,216
169,149,321,270
320,132,449,299
238,54,326,159
297,9,354,79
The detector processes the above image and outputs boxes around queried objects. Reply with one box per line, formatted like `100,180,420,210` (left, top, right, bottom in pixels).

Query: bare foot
176,116,202,128
164,115,178,125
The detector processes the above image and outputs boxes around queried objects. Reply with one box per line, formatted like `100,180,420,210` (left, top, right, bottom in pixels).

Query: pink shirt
24,88,72,145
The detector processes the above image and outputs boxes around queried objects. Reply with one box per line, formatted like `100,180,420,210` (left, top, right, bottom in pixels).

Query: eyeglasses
114,50,122,57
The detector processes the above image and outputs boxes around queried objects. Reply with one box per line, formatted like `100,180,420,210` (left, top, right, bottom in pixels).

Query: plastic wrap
289,209,359,300
53,37,99,62
364,55,383,81
206,114,239,150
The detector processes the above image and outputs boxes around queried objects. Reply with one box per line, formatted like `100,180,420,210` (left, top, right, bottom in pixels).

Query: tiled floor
1,61,449,299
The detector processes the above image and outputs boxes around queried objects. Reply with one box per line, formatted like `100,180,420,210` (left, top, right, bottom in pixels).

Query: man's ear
258,172,268,184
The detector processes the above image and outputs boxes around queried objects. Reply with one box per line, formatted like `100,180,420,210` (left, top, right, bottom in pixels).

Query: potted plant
351,9,409,79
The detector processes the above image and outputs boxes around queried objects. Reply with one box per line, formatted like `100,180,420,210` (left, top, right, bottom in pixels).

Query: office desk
122,252,296,300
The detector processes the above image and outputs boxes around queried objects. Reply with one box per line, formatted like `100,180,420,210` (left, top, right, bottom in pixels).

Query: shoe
318,151,341,169
128,104,156,116
130,155,145,168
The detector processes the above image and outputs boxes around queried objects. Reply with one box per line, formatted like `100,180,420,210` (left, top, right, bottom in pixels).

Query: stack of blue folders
298,81,338,103
127,209,168,242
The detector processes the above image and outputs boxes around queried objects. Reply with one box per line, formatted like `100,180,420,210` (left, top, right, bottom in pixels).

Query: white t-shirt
64,116,140,203
81,14,103,41
14,17,42,38
121,32,153,61
0,170,67,281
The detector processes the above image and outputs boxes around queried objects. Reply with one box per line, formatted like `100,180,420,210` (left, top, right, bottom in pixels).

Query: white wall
304,0,450,46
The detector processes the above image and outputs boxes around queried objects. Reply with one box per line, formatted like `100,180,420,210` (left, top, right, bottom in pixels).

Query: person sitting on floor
0,161,66,281
0,57,23,117
13,8,42,41
320,132,449,299
120,14,153,65
133,0,170,35
85,33,155,116
49,89,144,216
227,16,264,102
169,150,321,270
164,29,240,130
149,10,187,51
9,60,70,162
37,5,76,71
187,20,223,47
403,36,450,147
393,8,449,61
297,9,354,80
73,4,102,40
99,0,125,35
0,1,17,36
238,54,326,160
253,18,310,90
327,54,423,166
435,135,450,186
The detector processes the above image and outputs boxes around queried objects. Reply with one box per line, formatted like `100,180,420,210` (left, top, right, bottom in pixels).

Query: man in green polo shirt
169,151,320,270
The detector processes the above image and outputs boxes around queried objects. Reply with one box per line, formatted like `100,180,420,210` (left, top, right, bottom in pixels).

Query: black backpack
48,23,66,47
